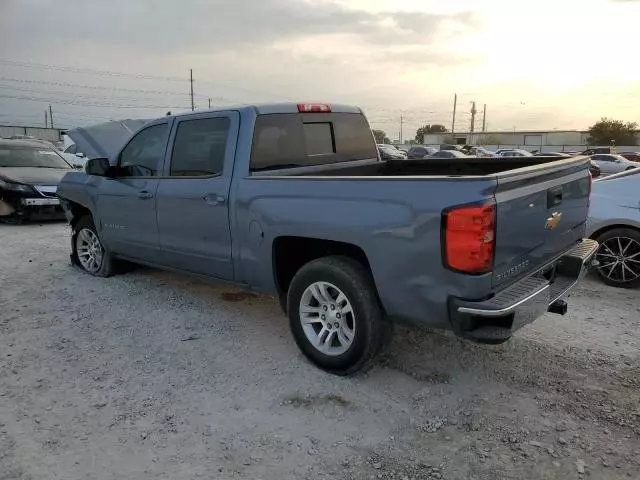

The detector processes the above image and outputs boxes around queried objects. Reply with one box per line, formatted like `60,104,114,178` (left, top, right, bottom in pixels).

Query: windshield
0,145,71,169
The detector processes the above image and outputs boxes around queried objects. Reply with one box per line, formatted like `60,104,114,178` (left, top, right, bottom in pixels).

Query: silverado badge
545,212,563,230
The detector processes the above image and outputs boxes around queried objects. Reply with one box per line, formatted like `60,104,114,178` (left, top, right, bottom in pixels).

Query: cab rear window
249,113,376,172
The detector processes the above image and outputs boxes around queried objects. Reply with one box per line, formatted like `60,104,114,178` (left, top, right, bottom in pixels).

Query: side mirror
85,157,113,176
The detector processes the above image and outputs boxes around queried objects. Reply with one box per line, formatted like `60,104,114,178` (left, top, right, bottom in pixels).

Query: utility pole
399,115,404,144
208,97,211,109
451,93,457,135
190,69,195,111
49,104,54,129
44,110,48,128
482,104,487,133
469,101,477,145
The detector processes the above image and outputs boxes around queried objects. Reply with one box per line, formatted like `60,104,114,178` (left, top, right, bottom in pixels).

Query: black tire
72,215,115,277
594,228,640,288
287,256,388,375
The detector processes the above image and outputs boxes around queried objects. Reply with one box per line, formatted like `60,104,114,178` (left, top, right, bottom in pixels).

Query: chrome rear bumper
450,239,599,343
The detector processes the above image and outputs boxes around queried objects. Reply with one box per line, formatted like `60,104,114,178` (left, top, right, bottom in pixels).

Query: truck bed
254,155,588,178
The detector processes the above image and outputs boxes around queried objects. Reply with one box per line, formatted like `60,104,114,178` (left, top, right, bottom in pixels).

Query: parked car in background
407,145,437,159
589,160,601,178
589,154,638,175
587,169,640,288
619,152,640,162
62,143,90,168
425,149,468,159
378,144,407,160
533,152,571,158
582,147,615,155
0,139,72,222
57,102,596,374
463,146,494,157
440,144,463,151
496,149,533,157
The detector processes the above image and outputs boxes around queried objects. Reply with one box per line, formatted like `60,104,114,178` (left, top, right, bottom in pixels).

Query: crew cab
57,103,597,375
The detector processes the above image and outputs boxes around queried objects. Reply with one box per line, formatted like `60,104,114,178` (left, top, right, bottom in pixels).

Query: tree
587,118,638,146
372,129,390,144
415,124,448,144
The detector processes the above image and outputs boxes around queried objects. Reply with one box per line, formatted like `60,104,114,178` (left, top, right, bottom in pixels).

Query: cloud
1,0,479,63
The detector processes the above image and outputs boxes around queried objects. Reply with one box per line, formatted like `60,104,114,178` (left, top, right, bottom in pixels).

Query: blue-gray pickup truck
57,103,598,375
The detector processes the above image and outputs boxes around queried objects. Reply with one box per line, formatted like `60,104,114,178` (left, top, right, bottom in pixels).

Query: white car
61,143,89,168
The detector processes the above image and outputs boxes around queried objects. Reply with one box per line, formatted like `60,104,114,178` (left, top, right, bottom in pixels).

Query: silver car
587,169,640,288
589,154,638,175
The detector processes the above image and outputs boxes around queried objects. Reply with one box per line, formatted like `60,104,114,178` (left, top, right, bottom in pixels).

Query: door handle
138,190,154,200
547,186,563,208
204,194,226,205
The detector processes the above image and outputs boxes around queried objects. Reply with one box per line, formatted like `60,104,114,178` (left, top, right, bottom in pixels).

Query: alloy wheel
299,281,356,356
76,228,104,273
595,236,640,284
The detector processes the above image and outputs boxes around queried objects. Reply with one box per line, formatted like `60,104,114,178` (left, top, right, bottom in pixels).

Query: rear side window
250,113,376,172
169,117,230,176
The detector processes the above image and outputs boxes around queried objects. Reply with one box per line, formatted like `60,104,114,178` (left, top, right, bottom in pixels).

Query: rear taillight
444,203,496,274
297,103,331,113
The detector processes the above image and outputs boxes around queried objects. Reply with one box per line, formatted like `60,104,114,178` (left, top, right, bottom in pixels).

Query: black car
0,139,73,223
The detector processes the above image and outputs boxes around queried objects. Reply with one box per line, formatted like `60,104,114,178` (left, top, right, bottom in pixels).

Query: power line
0,76,204,97
0,84,189,104
0,59,186,82
0,93,188,110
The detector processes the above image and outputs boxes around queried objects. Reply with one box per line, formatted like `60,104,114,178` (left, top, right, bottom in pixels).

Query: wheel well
590,224,640,241
67,202,92,228
273,236,373,295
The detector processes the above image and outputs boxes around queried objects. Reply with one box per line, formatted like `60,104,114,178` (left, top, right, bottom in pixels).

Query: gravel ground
1,222,639,480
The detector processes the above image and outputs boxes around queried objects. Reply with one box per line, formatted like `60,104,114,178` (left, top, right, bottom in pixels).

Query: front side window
118,123,168,177
169,117,231,176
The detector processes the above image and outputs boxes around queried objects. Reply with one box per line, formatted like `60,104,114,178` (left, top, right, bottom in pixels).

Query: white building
420,129,640,152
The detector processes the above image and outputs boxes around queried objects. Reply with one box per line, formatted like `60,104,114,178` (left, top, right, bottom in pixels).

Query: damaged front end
0,179,65,223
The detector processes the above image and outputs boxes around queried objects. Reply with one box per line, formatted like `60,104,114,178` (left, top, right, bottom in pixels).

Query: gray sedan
589,154,638,175
587,169,640,287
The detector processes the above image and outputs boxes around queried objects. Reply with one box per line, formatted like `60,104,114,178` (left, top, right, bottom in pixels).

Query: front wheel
72,216,115,277
594,228,640,288
287,256,388,375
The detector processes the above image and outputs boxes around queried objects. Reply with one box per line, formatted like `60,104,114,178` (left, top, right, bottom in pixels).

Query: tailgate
492,157,591,288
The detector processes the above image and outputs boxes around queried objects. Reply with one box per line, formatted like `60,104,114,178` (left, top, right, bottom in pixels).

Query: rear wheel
287,256,388,375
72,216,115,277
594,228,640,288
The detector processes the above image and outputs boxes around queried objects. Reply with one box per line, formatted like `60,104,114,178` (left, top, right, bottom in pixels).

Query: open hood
65,119,150,160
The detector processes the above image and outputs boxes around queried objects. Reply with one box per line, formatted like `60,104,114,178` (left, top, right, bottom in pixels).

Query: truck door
95,121,170,263
155,111,239,280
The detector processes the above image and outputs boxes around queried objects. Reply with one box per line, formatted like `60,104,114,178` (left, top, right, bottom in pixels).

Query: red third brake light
297,103,331,113
444,203,496,274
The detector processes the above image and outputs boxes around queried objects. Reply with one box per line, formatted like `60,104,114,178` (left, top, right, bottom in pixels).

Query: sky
1,0,639,140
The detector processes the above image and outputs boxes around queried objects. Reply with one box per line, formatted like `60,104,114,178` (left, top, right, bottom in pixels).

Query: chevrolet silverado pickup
56,103,598,375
